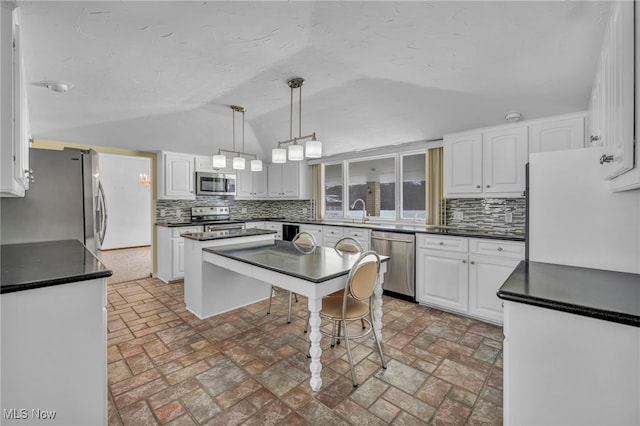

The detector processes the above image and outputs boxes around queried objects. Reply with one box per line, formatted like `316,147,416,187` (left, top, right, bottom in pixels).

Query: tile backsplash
443,198,525,233
156,197,315,224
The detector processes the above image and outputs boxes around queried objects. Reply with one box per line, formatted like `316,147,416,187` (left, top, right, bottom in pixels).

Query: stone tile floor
107,278,503,425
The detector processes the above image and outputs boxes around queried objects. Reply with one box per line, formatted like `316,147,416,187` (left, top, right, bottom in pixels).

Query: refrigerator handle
97,182,108,245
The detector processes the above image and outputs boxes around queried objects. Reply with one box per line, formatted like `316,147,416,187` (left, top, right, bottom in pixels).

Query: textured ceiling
19,1,611,158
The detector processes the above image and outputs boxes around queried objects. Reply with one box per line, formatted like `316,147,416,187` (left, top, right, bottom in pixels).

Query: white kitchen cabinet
588,0,635,181
529,114,585,153
236,167,267,199
157,225,202,282
194,155,232,173
299,224,323,245
343,227,371,251
468,239,522,324
416,234,523,324
157,152,195,200
417,247,469,313
267,162,311,199
444,126,527,198
322,226,344,247
482,126,528,195
1,4,31,197
244,221,265,229
443,132,483,196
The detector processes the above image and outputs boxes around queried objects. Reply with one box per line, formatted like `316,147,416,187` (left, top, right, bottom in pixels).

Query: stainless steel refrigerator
0,147,105,254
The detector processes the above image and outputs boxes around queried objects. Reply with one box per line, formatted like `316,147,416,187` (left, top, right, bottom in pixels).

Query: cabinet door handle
599,154,614,165
589,135,600,143
486,184,491,188
497,247,503,251
476,185,481,189
462,260,467,264
439,242,444,245
470,261,475,264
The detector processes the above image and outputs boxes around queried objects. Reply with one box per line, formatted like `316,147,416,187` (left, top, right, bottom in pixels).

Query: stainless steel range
190,206,245,232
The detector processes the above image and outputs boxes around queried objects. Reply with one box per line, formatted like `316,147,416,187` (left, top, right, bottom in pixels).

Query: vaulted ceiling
19,1,610,158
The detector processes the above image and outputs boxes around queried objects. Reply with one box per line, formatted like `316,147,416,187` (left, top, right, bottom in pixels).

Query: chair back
334,236,363,253
292,231,317,247
346,251,381,301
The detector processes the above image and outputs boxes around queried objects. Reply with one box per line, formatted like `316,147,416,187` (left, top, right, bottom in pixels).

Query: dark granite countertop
1,240,113,294
182,228,277,241
204,240,389,283
498,261,640,327
158,219,523,241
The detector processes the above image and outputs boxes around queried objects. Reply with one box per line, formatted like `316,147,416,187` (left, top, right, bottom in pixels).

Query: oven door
196,172,227,195
204,222,245,237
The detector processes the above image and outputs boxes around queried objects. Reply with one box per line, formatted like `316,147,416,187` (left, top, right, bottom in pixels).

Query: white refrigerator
529,146,640,274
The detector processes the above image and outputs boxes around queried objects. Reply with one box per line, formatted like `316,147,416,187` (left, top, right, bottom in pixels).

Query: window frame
322,149,427,223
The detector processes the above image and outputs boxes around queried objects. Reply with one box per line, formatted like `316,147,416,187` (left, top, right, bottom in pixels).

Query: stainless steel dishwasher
371,231,416,301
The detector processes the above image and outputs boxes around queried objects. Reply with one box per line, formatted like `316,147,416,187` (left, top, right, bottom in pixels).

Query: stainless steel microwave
195,172,236,196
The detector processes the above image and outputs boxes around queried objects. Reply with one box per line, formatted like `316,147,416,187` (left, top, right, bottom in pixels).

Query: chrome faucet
350,198,369,223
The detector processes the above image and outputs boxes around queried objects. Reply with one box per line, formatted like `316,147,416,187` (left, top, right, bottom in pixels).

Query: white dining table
199,240,389,391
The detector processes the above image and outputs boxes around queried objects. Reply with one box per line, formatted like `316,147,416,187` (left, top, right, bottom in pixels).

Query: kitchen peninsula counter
498,260,640,327
0,239,112,294
498,261,640,425
1,239,110,425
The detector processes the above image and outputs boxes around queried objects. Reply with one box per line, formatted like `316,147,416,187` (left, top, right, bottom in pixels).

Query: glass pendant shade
288,144,304,161
212,154,226,168
250,159,263,172
232,156,245,170
272,148,287,164
305,140,322,158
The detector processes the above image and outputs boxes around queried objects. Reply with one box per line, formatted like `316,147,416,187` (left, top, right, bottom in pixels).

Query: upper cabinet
194,155,232,174
157,152,195,200
1,4,31,197
529,113,585,153
444,126,527,198
589,1,639,191
267,162,311,199
235,167,267,199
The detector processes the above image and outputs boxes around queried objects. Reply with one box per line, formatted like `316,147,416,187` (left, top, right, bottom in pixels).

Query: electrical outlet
241,208,247,214
160,209,167,217
453,211,463,220
505,212,513,223
302,208,308,214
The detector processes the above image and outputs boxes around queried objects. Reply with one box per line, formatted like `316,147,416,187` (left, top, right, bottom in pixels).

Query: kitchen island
498,261,640,426
1,240,112,425
184,237,388,391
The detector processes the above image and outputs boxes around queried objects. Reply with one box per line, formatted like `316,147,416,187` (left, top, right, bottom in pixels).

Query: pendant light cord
290,85,294,140
232,108,236,152
299,84,302,138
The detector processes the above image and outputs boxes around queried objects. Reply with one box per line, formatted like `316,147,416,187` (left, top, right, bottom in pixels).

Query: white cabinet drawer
417,234,468,252
469,239,524,259
171,226,202,238
300,224,323,233
245,221,265,229
323,226,344,237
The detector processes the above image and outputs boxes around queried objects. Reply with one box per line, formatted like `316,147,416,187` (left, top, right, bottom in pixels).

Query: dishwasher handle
371,235,415,244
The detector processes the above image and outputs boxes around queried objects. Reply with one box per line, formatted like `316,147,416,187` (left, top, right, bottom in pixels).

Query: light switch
453,211,463,220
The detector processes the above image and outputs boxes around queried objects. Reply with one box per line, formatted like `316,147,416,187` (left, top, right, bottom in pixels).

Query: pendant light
272,77,322,163
211,106,261,171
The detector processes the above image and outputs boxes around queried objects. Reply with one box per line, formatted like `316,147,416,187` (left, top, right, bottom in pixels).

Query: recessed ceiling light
33,80,74,93
505,112,523,122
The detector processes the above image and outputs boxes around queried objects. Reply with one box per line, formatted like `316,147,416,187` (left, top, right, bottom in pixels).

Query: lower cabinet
416,234,524,324
263,222,283,240
299,224,323,245
322,226,344,247
157,225,202,282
